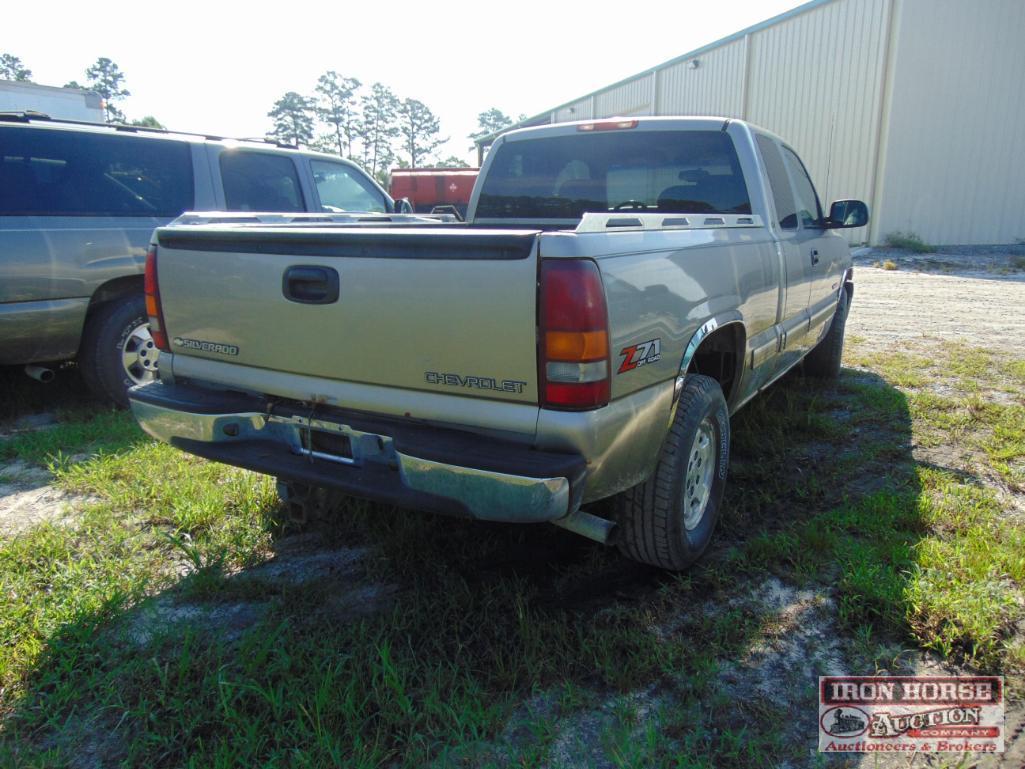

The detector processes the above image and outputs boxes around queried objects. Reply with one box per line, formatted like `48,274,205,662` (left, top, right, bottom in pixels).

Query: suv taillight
144,246,169,352
538,259,611,410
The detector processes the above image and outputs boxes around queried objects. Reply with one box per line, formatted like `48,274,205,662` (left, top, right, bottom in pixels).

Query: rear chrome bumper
129,382,584,523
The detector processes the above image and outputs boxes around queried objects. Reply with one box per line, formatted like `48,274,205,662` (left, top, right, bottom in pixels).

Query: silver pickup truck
129,117,868,570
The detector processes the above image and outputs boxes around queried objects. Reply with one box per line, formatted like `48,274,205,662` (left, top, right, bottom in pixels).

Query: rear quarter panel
539,227,780,402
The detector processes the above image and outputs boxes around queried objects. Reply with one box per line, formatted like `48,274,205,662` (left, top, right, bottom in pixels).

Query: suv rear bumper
128,382,586,523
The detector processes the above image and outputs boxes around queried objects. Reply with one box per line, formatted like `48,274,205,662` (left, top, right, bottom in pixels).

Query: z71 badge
618,338,662,373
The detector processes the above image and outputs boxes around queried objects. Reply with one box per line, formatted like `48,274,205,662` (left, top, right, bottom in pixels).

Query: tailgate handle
282,266,339,304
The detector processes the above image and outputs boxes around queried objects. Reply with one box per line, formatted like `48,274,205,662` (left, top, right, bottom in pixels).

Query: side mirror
394,197,414,214
826,199,869,229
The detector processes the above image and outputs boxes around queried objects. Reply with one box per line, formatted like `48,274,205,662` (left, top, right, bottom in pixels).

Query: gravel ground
847,261,1025,352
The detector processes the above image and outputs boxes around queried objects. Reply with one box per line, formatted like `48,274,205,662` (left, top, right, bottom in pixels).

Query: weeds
884,230,932,253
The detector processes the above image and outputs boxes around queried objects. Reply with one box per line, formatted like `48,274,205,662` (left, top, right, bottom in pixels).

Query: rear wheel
803,288,849,380
79,294,159,407
615,374,730,570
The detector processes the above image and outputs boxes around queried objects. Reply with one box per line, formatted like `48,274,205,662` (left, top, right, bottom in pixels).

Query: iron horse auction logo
819,676,1003,754
821,706,869,737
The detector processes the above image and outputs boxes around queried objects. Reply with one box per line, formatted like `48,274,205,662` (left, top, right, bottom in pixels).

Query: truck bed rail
575,212,763,233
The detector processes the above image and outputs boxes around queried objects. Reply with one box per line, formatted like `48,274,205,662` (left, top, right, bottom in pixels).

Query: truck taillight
144,246,169,353
577,119,638,132
538,259,610,410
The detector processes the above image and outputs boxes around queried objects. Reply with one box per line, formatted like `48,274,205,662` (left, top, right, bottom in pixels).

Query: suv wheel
79,294,159,407
615,374,730,570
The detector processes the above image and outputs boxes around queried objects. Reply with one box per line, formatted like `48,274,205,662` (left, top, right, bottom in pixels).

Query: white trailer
0,80,104,122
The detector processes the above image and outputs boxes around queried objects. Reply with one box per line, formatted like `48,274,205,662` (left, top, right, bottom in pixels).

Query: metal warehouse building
478,0,1025,245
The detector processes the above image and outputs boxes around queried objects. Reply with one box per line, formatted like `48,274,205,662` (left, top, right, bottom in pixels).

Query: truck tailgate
154,226,541,404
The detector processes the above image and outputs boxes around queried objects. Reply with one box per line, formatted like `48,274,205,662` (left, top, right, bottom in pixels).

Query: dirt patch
125,597,269,646
238,541,368,586
126,538,398,647
848,266,1025,353
0,460,95,537
0,410,59,440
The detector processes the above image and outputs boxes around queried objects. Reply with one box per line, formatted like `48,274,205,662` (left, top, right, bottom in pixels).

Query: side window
219,151,304,212
0,127,193,216
781,146,823,228
310,160,386,213
755,135,797,230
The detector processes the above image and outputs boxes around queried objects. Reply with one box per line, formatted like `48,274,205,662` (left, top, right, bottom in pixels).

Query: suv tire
803,288,849,380
79,294,159,407
615,374,730,570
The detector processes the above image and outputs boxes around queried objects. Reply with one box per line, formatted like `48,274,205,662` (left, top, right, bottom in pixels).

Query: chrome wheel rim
683,417,716,530
121,322,159,385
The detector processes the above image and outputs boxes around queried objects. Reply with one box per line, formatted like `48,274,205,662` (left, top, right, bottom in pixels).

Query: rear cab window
476,130,751,220
310,159,387,213
0,126,193,216
219,151,304,212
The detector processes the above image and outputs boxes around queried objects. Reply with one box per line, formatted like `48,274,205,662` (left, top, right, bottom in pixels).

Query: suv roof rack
0,111,298,148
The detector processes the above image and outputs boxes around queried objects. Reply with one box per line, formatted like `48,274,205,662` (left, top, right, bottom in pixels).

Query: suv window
781,146,823,228
755,135,797,230
0,127,193,216
477,130,751,219
311,160,386,213
220,151,304,212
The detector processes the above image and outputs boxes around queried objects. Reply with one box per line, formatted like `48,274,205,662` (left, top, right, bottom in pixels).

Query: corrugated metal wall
658,38,747,117
875,0,1025,245
595,77,652,117
530,0,1022,244
745,0,888,243
555,99,593,123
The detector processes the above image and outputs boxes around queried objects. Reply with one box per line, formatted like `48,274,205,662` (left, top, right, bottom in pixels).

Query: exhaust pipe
24,365,55,383
553,508,617,544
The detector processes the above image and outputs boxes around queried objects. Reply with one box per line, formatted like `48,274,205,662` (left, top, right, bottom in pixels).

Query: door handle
810,249,820,265
282,265,339,304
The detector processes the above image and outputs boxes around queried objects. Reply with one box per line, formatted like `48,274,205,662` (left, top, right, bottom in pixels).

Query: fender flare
678,311,745,376
672,311,746,412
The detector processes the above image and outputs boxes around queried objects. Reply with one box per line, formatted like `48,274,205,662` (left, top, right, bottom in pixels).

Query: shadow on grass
0,367,932,768
0,366,147,466
0,364,96,423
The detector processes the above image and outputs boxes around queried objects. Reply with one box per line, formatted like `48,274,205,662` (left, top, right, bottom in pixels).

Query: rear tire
615,374,730,571
79,294,159,408
803,288,849,380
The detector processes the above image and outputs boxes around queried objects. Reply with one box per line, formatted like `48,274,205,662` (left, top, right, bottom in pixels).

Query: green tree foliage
314,71,361,159
268,91,315,147
469,107,513,149
396,98,445,168
84,57,130,123
0,53,32,81
435,155,472,168
357,83,399,177
131,116,165,129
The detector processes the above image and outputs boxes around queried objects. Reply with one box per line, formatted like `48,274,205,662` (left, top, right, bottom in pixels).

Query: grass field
0,339,1022,767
